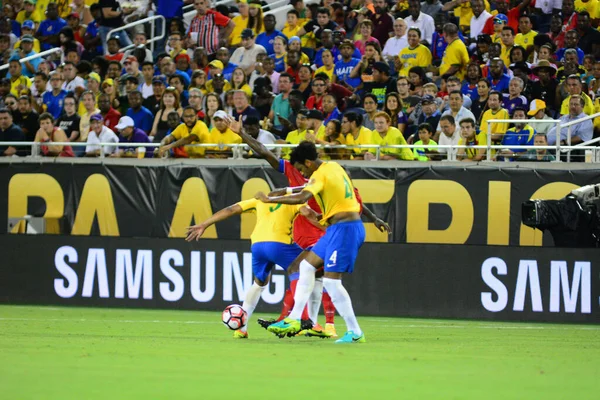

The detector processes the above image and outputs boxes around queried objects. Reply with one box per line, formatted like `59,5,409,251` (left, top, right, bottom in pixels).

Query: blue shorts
312,220,365,273
251,242,304,282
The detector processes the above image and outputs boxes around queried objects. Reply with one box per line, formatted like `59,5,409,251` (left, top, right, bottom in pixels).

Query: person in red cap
123,55,142,81
175,53,192,78
66,13,84,45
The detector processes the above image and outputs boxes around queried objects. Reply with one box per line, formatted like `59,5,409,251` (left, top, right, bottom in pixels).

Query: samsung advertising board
0,235,597,324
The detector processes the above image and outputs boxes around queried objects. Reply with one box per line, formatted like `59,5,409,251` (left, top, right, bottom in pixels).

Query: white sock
308,277,323,324
240,282,265,333
288,260,316,320
323,278,362,336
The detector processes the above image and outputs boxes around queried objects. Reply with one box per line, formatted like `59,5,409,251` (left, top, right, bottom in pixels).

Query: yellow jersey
170,121,210,157
458,132,488,160
561,94,594,116
345,127,374,154
14,38,41,54
371,127,413,160
207,127,242,151
16,10,42,25
236,198,302,244
317,131,346,160
231,15,249,46
9,75,31,97
480,108,509,137
500,45,512,68
203,79,232,95
575,0,598,17
440,38,469,80
303,162,361,223
314,65,335,81
397,44,432,77
453,0,491,28
284,128,313,159
515,31,537,49
282,24,303,40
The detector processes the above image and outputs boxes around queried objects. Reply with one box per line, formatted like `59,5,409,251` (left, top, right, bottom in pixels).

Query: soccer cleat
334,330,366,344
266,317,301,337
257,318,277,330
304,323,333,339
325,323,338,338
233,330,248,339
288,319,315,337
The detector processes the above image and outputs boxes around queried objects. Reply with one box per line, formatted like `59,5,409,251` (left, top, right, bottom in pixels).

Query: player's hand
254,191,270,203
374,218,391,233
186,224,206,241
226,115,243,134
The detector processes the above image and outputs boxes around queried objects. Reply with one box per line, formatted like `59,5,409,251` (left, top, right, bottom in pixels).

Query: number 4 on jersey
327,250,338,267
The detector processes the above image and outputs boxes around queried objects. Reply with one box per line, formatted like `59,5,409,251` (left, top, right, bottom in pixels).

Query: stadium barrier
1,160,599,246
0,234,596,323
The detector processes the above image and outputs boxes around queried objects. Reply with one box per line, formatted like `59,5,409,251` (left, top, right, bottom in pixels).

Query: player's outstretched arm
255,190,313,205
300,206,325,231
362,205,392,233
268,185,306,197
226,115,280,170
186,204,243,242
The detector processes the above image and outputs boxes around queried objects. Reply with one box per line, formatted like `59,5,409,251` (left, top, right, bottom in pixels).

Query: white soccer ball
222,304,248,330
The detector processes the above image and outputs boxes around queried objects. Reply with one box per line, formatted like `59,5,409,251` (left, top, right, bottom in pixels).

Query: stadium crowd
0,0,599,161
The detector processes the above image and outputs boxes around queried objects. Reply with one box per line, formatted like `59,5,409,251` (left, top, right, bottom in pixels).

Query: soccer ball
222,304,248,330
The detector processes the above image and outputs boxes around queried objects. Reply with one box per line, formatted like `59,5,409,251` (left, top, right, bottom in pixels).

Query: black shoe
257,318,277,330
286,319,315,337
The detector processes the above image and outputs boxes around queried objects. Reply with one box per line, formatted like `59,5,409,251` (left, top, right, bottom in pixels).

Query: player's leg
322,290,338,337
320,221,366,344
236,243,272,338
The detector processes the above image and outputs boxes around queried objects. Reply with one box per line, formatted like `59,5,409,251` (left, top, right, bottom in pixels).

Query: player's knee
299,259,317,275
254,277,269,286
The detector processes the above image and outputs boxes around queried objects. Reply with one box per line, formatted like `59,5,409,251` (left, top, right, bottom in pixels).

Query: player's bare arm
255,190,313,205
299,205,325,231
268,185,306,197
186,204,243,242
226,115,279,169
362,205,391,233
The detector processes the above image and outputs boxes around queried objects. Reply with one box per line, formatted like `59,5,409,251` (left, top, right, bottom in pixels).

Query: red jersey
279,159,364,249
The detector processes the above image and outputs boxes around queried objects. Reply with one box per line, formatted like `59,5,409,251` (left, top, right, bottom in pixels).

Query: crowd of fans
0,0,599,161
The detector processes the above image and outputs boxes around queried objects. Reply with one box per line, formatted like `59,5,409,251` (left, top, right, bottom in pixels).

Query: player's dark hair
290,141,318,164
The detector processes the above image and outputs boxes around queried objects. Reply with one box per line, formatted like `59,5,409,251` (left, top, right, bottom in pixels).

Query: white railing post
0,47,62,71
486,120,491,161
107,15,166,55
567,125,572,162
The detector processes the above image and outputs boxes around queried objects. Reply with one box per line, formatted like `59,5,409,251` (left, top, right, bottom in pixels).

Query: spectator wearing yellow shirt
500,26,515,67
282,10,303,40
7,58,32,97
16,0,42,27
231,0,250,47
560,75,594,116
457,117,487,161
514,14,537,55
442,0,491,33
206,110,243,158
397,27,432,77
480,91,509,143
371,111,413,160
343,111,374,158
439,23,469,79
284,108,313,158
14,20,41,53
575,0,598,17
314,49,336,81
315,119,348,160
157,107,210,158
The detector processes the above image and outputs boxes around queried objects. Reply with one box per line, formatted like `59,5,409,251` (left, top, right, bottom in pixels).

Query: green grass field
0,306,598,399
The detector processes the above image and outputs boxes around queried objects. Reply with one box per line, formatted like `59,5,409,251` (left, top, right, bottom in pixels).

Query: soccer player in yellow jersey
397,27,432,77
439,23,469,80
156,107,210,158
186,191,316,339
258,141,367,344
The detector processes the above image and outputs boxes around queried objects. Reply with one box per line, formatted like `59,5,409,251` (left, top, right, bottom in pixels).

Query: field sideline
0,306,598,399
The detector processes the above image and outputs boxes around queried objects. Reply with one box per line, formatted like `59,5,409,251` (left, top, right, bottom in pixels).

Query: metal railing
1,141,597,162
559,111,600,162
107,15,166,55
0,47,62,71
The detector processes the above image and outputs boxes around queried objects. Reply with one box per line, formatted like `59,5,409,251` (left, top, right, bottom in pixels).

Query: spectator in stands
7,57,31,96
496,107,535,161
556,30,584,65
412,123,437,161
232,89,261,123
560,74,594,116
306,75,327,112
214,48,238,82
125,91,153,134
514,14,537,56
98,0,132,51
344,111,374,159
252,77,274,119
499,27,515,67
42,72,66,119
31,72,47,113
157,106,209,158
354,20,379,56
510,62,532,100
438,90,475,136
105,35,124,62
188,88,204,117
409,94,441,141
15,34,39,79
113,116,152,158
205,110,242,158
151,87,182,142
33,112,74,157
334,40,362,90
61,61,85,95
244,116,277,146
382,19,407,62
256,14,285,57
122,33,153,64
439,22,468,80
522,133,555,162
16,0,41,28
361,93,379,130
168,31,187,59
576,11,600,57
3,94,18,113
85,113,119,157
468,0,492,49
83,4,103,59
187,0,235,56
547,95,593,147
370,111,413,161
78,90,100,155
202,93,223,129
283,108,313,157
0,108,25,156
530,61,558,116
230,67,252,99
56,94,80,142
230,29,267,76
502,77,528,114
397,27,432,78
294,64,314,102
404,0,434,46
528,100,554,135
297,7,338,46
384,91,408,134
230,0,249,48
370,0,393,47
262,57,280,93
143,76,166,115
169,75,188,108
488,58,510,93
13,95,38,141
36,3,66,51
434,114,459,159
456,118,486,162
480,90,509,143
471,78,490,123
442,76,472,112
268,71,292,131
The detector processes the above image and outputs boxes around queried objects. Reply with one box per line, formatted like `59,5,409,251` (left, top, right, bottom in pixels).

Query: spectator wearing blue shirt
155,0,184,53
84,4,104,57
114,116,153,158
125,91,154,134
14,35,40,79
334,40,361,89
556,31,585,65
255,14,287,56
42,72,67,119
36,3,66,51
497,107,535,161
214,47,238,81
488,58,511,93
